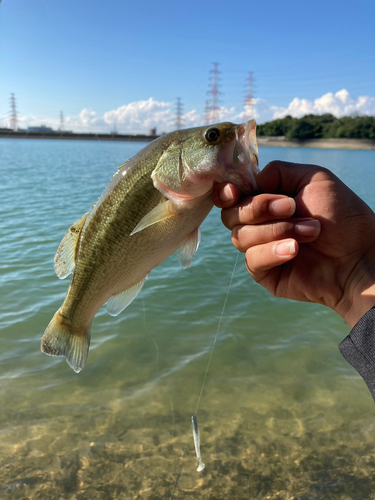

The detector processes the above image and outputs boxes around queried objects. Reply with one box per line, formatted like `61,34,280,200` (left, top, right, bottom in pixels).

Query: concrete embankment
0,131,158,142
257,136,375,150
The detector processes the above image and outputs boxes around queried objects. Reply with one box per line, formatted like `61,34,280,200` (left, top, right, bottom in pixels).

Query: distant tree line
257,114,375,140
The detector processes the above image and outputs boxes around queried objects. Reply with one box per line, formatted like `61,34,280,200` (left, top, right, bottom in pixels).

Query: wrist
341,283,375,328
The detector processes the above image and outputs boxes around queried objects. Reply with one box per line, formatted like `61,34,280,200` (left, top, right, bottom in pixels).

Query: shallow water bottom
2,363,375,500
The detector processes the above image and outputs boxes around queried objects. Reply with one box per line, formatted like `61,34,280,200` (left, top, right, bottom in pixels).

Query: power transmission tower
9,93,18,131
175,97,183,130
244,71,255,119
59,111,64,131
111,118,118,135
205,62,221,124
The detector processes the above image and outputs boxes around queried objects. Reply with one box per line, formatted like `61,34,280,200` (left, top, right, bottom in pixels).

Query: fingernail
270,198,295,216
295,220,320,236
219,185,234,202
275,240,296,256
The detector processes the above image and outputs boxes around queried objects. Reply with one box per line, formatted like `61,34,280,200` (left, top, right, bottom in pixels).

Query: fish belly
60,193,213,328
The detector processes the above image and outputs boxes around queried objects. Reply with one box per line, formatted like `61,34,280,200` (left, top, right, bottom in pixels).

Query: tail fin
41,309,91,373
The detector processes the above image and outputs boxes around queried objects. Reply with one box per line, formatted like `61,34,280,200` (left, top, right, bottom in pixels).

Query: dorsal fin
54,213,88,279
110,160,129,181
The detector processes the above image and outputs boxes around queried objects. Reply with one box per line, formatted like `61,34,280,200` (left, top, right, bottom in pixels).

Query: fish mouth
233,120,259,193
239,119,259,170
219,120,259,195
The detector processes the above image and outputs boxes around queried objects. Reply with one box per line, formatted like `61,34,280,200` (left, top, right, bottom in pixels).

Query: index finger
221,193,296,230
212,182,242,208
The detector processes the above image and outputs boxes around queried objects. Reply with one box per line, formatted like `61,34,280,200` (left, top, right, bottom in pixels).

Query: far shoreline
257,136,375,151
0,131,157,143
0,131,374,150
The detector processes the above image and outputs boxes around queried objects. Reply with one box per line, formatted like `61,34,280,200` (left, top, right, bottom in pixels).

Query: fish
192,415,205,472
41,120,259,373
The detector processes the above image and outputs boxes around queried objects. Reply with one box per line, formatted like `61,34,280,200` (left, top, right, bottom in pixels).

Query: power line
9,93,18,131
175,97,183,130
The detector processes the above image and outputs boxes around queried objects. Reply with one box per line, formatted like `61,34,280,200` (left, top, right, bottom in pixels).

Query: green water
1,139,375,499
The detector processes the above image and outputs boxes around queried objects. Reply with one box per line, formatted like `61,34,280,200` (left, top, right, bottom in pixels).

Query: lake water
1,138,375,499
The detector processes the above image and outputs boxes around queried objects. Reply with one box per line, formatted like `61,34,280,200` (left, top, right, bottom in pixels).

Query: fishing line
193,250,240,416
141,298,159,375
170,250,240,499
142,297,177,444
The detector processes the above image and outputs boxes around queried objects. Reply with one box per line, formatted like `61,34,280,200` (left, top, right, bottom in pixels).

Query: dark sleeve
339,306,375,402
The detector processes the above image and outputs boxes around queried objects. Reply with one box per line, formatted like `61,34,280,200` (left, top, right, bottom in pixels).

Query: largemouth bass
42,120,259,372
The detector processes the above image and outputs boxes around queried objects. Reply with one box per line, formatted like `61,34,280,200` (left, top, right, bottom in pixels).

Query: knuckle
266,160,280,169
270,223,280,239
269,221,292,240
244,248,262,277
270,221,283,239
249,195,268,219
239,195,268,222
244,255,256,277
221,208,234,229
231,227,246,252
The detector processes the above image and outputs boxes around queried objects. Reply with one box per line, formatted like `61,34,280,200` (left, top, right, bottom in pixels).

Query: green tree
257,114,375,140
285,118,315,140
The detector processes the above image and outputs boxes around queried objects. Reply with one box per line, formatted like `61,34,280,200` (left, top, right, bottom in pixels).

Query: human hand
213,161,375,327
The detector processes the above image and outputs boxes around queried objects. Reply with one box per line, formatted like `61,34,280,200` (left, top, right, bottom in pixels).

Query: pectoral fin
177,227,201,269
105,277,147,316
54,213,88,279
130,200,179,236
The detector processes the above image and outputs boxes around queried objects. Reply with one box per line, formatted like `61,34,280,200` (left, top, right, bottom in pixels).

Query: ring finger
231,218,321,252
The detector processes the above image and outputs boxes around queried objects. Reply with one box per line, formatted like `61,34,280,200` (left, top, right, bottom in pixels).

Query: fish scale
41,120,259,372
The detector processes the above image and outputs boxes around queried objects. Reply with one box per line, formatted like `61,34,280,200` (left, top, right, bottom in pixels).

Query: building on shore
27,125,54,133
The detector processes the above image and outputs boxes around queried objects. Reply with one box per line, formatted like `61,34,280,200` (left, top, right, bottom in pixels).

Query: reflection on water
1,139,375,499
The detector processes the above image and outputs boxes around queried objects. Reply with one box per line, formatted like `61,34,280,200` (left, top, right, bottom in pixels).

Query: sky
1,0,374,133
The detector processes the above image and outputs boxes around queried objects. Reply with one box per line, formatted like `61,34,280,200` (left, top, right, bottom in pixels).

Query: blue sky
1,0,374,133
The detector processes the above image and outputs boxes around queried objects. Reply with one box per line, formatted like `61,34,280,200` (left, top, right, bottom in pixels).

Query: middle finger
231,218,321,252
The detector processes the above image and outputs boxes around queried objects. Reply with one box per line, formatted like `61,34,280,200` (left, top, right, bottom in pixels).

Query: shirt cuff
339,306,375,402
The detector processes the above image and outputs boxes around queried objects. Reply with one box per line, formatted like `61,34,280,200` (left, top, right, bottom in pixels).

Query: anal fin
106,277,147,316
130,200,178,236
177,227,201,269
54,213,88,279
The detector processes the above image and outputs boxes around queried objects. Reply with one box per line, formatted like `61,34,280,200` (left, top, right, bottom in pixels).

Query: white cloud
235,98,285,124
0,108,104,132
223,90,375,125
3,90,373,133
77,108,99,126
204,106,237,125
181,108,202,128
269,89,375,121
64,109,105,131
103,98,173,133
272,97,314,119
102,99,237,132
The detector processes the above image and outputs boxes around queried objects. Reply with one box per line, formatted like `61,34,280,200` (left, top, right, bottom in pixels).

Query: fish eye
204,127,221,143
